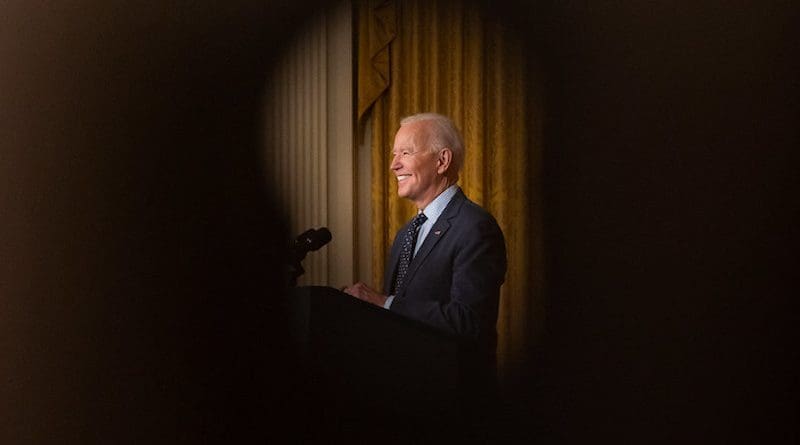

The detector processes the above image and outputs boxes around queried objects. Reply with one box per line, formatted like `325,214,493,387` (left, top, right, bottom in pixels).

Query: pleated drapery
357,0,544,378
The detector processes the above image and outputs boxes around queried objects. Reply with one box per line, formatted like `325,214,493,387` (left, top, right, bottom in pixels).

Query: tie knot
413,212,427,228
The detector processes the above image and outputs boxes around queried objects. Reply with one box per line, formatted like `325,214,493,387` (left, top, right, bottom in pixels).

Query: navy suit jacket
384,189,507,352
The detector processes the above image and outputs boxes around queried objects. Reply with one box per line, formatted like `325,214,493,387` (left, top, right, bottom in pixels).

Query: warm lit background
263,0,544,387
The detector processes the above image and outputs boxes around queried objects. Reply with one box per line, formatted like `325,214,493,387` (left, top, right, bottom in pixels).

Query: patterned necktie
393,212,427,295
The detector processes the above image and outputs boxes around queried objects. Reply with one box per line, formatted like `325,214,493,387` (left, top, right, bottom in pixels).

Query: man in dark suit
344,112,507,355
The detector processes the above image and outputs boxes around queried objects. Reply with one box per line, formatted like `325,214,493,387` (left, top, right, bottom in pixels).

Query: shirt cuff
383,295,395,309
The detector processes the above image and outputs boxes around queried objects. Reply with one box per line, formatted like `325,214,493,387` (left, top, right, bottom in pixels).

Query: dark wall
0,2,329,443
526,1,798,443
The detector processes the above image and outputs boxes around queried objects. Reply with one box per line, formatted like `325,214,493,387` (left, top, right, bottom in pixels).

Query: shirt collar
420,184,459,223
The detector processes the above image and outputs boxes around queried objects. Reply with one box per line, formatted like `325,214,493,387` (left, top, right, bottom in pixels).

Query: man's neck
414,180,455,210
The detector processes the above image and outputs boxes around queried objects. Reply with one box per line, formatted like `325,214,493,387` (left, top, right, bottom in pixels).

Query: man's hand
342,282,388,308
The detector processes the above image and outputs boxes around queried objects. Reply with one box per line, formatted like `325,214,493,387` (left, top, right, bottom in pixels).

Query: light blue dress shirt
383,184,460,309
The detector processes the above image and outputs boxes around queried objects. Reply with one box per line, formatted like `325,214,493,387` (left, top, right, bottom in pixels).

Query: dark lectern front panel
289,286,468,432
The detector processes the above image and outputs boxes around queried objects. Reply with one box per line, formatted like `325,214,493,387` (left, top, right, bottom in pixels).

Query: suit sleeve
389,216,507,340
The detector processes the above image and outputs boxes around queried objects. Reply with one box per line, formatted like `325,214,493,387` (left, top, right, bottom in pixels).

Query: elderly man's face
390,121,443,208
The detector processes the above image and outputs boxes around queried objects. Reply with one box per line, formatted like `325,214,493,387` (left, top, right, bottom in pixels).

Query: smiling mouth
396,174,411,182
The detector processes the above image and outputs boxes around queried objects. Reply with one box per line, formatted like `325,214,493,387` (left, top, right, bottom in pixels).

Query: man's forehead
392,139,414,149
394,122,428,146
392,130,414,146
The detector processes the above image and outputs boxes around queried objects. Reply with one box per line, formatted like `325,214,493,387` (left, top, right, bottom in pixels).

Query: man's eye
403,151,411,156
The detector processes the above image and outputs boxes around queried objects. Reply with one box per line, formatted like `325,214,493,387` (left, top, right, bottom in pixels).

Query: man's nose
390,156,401,170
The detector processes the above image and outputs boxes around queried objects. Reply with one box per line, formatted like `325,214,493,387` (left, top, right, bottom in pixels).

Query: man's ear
436,148,453,174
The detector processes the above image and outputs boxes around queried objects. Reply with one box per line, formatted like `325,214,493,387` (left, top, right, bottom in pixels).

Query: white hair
400,112,465,176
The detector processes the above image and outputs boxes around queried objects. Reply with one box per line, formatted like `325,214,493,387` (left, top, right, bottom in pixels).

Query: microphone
287,227,332,286
293,227,332,258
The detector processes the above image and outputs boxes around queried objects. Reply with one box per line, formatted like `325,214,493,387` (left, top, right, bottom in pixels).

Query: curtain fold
356,0,397,121
357,0,543,378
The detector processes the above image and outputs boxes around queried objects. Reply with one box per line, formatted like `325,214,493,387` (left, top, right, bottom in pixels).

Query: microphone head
293,227,332,254
307,227,332,251
294,228,317,246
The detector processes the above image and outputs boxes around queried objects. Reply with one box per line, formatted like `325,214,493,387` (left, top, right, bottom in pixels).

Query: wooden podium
289,286,493,430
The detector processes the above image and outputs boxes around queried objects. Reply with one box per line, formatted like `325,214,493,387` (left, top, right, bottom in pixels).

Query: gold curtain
357,0,544,379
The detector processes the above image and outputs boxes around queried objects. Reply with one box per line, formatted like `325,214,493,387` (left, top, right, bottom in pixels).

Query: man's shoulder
451,194,504,237
456,193,497,222
447,194,507,258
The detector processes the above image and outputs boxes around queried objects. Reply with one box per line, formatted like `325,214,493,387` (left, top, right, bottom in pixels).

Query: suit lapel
399,190,465,294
